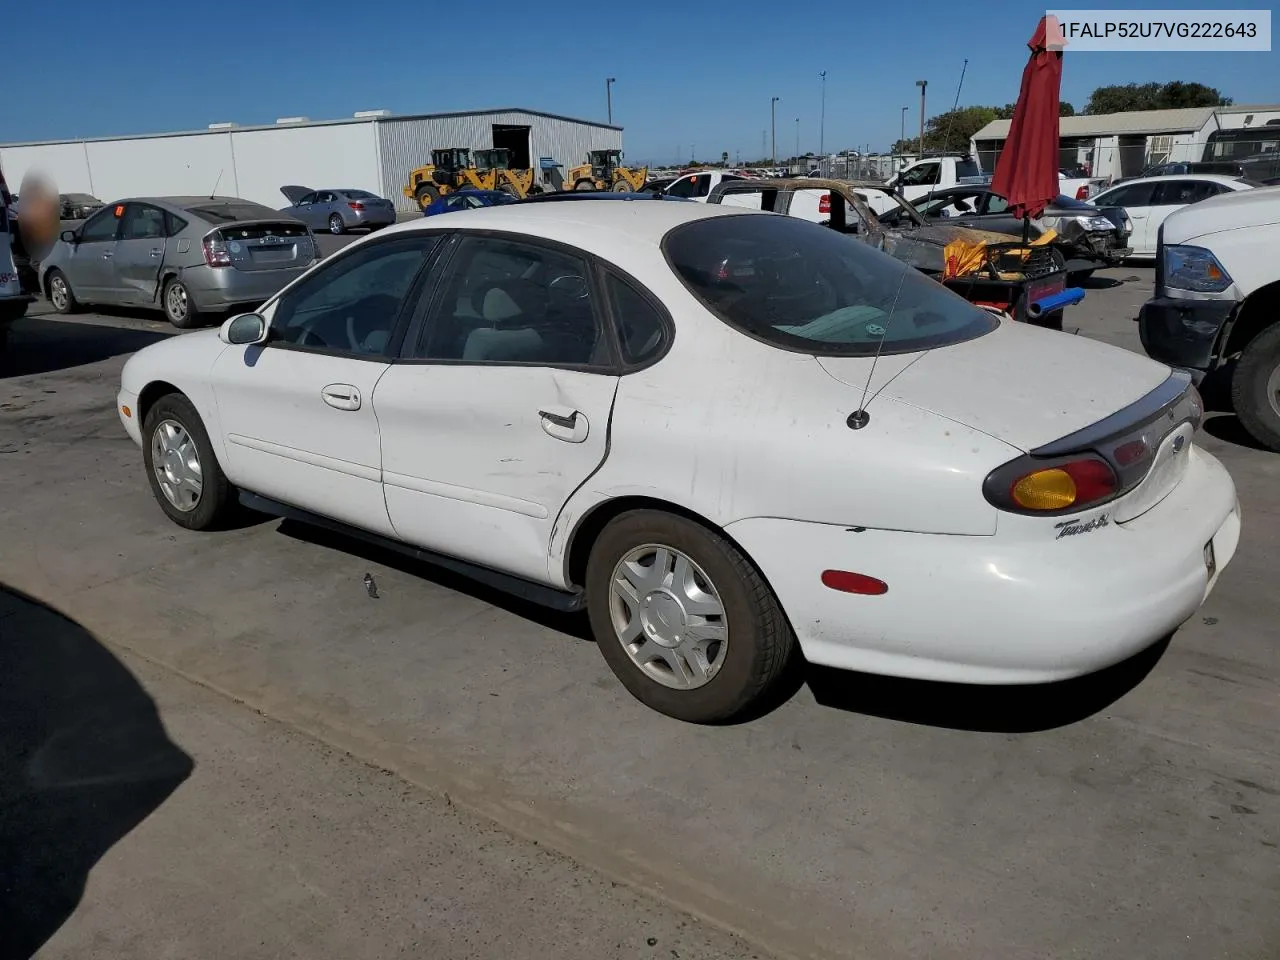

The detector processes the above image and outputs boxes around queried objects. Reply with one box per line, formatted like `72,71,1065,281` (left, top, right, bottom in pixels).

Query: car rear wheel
612,180,631,192
585,510,796,723
1231,323,1280,452
328,213,345,235
142,393,235,530
574,179,596,191
162,277,199,329
47,269,78,314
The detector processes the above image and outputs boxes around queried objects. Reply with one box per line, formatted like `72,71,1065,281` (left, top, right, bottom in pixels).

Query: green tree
1084,81,1230,114
995,101,1074,119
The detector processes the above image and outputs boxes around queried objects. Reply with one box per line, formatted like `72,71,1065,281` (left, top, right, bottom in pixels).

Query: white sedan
117,201,1241,723
1090,174,1256,257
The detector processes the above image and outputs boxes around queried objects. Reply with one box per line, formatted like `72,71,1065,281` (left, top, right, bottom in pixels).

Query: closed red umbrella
991,16,1063,222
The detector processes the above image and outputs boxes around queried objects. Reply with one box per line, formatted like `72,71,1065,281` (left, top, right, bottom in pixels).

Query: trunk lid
817,319,1172,452
208,219,317,273
280,184,313,204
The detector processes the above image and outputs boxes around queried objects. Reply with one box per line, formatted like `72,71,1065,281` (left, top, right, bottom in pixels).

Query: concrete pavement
1,268,1278,960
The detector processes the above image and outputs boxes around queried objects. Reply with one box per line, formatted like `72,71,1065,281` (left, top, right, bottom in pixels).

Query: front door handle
102,250,114,259
321,383,361,411
149,248,163,258
539,408,588,443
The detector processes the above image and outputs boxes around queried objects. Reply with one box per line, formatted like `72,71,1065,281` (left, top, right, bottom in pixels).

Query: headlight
1075,215,1115,231
1163,244,1233,293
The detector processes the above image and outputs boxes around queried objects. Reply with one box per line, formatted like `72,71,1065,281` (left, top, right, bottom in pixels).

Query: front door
373,232,619,585
113,202,168,306
63,205,122,302
209,233,443,535
1097,182,1158,255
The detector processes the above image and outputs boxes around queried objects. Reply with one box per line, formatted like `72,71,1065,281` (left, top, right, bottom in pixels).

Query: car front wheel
142,393,235,530
585,510,796,723
1231,323,1280,452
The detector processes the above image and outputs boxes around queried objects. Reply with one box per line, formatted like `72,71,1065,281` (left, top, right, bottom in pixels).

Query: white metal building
971,104,1280,181
0,109,623,214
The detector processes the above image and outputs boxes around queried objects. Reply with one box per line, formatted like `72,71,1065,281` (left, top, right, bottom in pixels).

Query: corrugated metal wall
378,112,623,211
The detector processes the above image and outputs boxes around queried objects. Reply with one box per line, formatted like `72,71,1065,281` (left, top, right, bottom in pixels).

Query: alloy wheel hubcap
1267,363,1280,420
166,284,187,320
51,278,67,309
151,419,203,511
609,544,728,690
330,216,342,234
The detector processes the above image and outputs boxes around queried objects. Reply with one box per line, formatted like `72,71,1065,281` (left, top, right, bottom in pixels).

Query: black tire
46,269,78,314
1231,322,1280,452
611,179,631,192
141,393,236,531
162,276,200,329
585,510,796,723
574,179,596,191
415,183,440,210
328,213,345,235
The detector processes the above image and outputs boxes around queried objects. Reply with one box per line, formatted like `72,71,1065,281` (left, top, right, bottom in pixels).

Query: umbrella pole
1021,215,1030,245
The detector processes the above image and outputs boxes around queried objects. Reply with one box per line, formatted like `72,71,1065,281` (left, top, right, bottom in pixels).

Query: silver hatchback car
39,196,322,328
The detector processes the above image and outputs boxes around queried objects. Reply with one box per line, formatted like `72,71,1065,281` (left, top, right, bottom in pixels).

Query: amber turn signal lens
120,405,132,418
1011,468,1077,510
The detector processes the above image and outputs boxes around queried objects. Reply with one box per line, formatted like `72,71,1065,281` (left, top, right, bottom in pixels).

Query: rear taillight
984,453,1120,515
202,237,231,267
348,202,364,211
1075,185,1089,200
818,193,831,214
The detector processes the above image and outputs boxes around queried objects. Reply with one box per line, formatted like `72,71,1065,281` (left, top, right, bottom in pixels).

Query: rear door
374,232,620,584
112,202,169,305
1146,179,1225,251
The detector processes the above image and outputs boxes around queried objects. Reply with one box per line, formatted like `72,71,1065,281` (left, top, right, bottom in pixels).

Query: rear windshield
341,189,377,199
216,221,309,240
663,215,998,357
955,157,982,180
184,201,283,223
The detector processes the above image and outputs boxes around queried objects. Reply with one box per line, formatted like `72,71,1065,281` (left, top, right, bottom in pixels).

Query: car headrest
477,278,548,327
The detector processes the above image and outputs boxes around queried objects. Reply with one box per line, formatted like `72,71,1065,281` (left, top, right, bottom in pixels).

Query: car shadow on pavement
275,520,594,641
804,636,1171,732
1078,275,1123,290
1,317,170,379
1202,413,1272,452
0,585,194,960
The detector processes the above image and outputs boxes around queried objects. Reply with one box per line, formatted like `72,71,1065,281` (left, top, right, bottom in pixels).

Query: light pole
819,70,827,157
606,77,616,125
915,80,928,157
900,106,908,153
771,96,780,170
795,117,800,169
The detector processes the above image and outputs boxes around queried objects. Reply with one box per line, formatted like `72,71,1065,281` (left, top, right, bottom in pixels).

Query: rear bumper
348,208,396,227
180,263,313,312
726,445,1239,685
1138,295,1238,374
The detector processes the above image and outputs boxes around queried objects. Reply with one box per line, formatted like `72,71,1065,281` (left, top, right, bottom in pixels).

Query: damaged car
874,185,1131,283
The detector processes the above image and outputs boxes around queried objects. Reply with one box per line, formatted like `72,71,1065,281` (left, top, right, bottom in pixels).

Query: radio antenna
849,262,911,430
209,168,224,200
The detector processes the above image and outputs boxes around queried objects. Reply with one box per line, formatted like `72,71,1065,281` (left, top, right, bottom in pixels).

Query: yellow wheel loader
473,148,541,200
402,148,497,210
564,149,648,192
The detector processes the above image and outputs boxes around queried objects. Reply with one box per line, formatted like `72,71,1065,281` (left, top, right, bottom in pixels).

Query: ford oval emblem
1172,434,1186,453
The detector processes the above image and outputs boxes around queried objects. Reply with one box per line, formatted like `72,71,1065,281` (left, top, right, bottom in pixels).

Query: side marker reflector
821,570,888,595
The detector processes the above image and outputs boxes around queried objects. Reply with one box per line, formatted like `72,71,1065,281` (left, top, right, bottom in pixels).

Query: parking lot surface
2,266,1277,960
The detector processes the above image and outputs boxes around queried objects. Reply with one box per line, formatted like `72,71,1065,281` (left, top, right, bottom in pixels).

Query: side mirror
60,229,77,243
220,313,268,346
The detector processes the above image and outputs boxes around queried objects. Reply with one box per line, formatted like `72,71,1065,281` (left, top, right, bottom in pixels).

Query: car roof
371,199,752,248
1101,173,1250,188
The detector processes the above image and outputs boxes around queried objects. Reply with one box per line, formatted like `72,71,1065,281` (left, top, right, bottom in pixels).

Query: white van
1138,185,1280,451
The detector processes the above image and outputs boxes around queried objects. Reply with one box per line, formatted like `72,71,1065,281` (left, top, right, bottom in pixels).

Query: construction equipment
564,150,648,192
475,148,541,200
402,148,496,210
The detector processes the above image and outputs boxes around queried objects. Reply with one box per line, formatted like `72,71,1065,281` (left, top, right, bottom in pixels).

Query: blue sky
5,0,1276,165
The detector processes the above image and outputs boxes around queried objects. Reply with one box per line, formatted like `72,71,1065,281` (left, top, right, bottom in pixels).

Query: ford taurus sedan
41,196,322,327
115,202,1240,723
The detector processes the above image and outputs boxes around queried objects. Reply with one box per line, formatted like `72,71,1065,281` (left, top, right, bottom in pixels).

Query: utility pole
795,117,800,168
606,77,616,125
819,70,827,157
916,80,928,157
900,106,908,153
771,97,780,170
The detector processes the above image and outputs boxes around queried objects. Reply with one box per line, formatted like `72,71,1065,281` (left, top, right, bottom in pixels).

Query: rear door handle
321,383,361,411
149,248,163,258
102,250,114,259
538,409,577,429
539,408,589,443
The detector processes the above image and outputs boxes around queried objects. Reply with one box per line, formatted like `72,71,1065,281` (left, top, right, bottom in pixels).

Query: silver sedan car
39,196,322,328
279,185,397,234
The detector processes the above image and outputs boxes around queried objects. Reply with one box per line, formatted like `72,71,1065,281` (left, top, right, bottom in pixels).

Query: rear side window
605,273,668,366
955,158,982,180
165,211,188,237
663,215,998,357
1152,179,1220,205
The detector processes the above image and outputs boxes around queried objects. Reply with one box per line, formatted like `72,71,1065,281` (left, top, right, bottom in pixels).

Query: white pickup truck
863,155,1109,215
